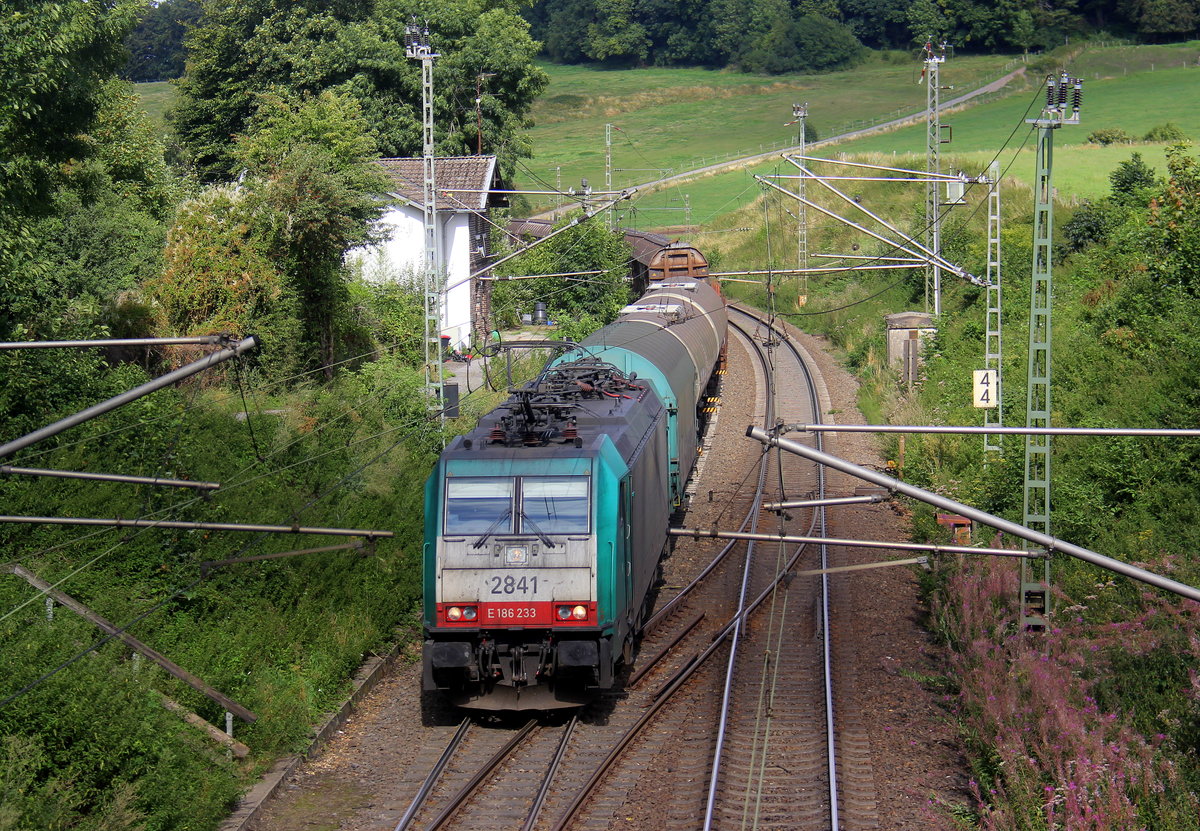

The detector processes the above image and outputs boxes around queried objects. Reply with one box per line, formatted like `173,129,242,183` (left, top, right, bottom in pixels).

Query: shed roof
376,155,497,212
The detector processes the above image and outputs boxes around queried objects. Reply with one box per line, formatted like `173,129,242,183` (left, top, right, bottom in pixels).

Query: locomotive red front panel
436,600,599,627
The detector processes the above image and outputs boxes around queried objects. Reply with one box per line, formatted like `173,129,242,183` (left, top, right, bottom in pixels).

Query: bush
1109,152,1157,203
1087,128,1133,146
1143,122,1189,143
1061,199,1120,254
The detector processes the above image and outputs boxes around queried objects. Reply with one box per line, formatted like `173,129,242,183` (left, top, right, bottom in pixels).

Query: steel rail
522,716,577,831
551,312,801,831
630,612,706,687
425,719,538,830
394,719,472,831
550,521,823,831
736,304,839,829
703,314,780,829
707,307,841,829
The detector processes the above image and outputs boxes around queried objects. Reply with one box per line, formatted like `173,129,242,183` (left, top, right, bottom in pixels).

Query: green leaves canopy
172,0,548,183
492,214,633,338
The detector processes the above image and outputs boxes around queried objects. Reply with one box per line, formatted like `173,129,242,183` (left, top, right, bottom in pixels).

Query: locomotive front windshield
521,477,589,533
445,478,514,533
443,476,590,535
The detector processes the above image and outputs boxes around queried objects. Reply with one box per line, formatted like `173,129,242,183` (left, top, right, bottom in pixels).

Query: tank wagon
422,274,727,709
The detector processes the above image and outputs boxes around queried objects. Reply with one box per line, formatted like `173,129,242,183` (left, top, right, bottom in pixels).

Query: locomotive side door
619,477,633,639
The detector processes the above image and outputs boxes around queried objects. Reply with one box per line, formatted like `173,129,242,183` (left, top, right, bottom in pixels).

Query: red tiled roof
376,156,497,212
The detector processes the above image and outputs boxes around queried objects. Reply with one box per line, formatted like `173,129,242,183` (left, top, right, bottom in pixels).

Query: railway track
248,302,892,831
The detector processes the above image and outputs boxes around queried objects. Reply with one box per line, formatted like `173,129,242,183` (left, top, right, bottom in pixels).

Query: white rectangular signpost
973,369,998,408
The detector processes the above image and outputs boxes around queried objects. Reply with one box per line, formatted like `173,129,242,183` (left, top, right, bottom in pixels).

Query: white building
354,156,498,350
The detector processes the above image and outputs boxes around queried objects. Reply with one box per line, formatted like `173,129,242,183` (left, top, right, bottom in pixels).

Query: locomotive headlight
572,605,588,620
556,605,572,621
446,606,463,621
462,606,478,621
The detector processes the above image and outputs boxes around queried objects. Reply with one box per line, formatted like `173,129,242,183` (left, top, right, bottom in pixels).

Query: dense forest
125,0,1200,82
523,0,1200,69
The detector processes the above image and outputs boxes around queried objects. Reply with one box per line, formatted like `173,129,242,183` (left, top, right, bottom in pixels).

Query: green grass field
521,52,1019,197
133,80,175,137
619,43,1200,231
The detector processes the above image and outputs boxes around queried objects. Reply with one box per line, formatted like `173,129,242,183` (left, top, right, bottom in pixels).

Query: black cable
772,83,1046,316
233,356,265,463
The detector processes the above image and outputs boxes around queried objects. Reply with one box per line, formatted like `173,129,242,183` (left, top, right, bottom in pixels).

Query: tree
0,0,140,295
172,0,548,183
492,215,633,336
841,0,912,49
1110,152,1157,204
154,91,389,379
585,0,651,63
121,0,202,82
1127,0,1199,40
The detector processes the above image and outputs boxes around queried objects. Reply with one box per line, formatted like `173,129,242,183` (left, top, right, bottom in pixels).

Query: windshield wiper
518,511,555,549
471,508,513,549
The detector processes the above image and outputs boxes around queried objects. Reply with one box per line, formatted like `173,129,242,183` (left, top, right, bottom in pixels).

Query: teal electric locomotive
423,270,727,710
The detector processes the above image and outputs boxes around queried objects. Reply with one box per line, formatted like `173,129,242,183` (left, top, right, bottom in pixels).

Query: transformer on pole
406,20,445,427
1020,72,1083,630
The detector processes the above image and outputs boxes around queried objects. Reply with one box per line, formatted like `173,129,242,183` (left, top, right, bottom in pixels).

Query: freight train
421,246,726,710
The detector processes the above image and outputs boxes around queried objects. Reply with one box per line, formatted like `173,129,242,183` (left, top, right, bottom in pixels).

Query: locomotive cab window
445,478,514,534
520,477,590,534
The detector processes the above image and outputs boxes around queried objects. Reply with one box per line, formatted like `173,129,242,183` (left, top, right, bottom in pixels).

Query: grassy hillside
616,44,1200,231
520,53,1019,197
134,80,175,137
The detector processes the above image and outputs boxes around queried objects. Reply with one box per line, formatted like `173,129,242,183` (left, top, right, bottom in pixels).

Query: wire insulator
1045,75,1056,109
1071,79,1082,113
1057,72,1070,107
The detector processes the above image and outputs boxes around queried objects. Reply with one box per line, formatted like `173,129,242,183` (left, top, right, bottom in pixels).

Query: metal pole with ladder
406,21,445,429
983,160,1003,457
793,103,809,303
1021,73,1082,630
605,123,615,231
923,42,946,317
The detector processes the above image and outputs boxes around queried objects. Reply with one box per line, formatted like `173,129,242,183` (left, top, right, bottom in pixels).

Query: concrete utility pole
1020,72,1083,630
405,20,445,427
